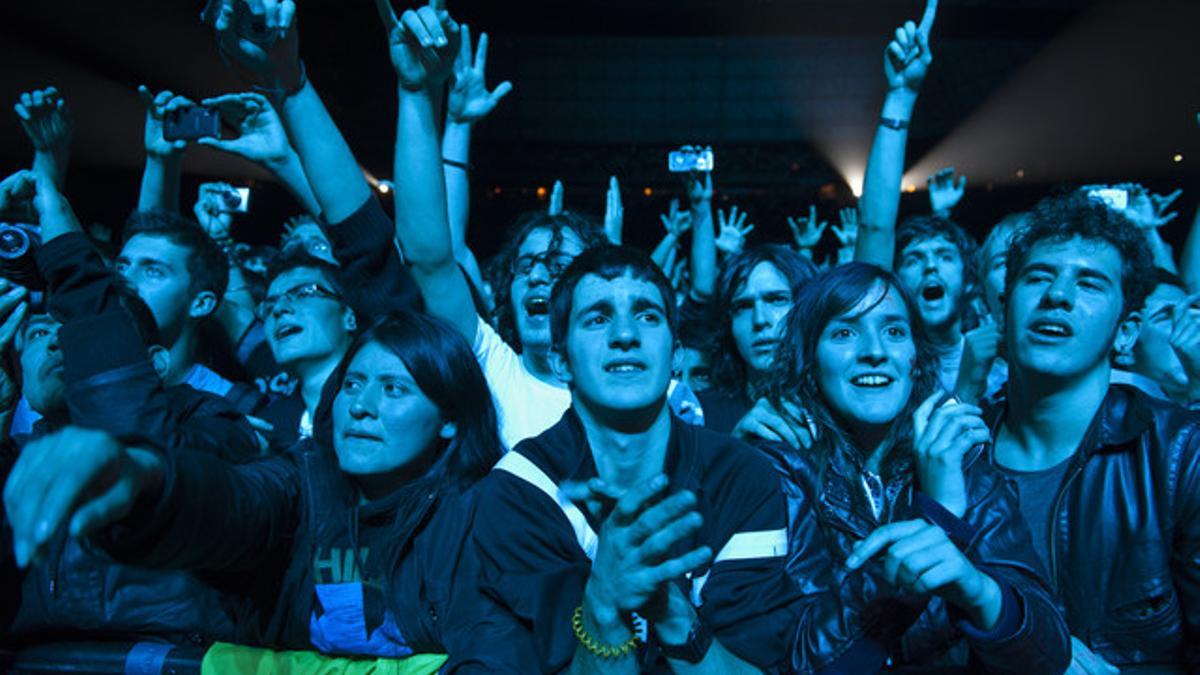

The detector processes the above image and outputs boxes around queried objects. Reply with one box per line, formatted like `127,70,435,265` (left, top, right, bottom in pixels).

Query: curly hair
485,210,606,352
767,263,942,480
708,245,816,397
1004,191,1155,320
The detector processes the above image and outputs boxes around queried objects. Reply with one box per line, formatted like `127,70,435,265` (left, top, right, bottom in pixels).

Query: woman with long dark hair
4,312,533,671
764,263,1070,673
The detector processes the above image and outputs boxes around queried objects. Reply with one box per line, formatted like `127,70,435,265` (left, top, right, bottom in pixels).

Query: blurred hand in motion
954,309,1001,404
883,0,937,92
447,25,513,125
928,167,966,215
603,176,623,245
659,198,692,238
15,87,73,152
547,179,564,216
911,393,990,517
199,92,291,168
375,0,460,92
0,278,30,412
209,0,302,91
788,205,828,250
4,427,165,568
716,206,754,256
137,86,193,158
0,170,38,223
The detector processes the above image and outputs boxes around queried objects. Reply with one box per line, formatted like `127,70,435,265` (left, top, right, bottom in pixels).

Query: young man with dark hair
894,215,980,391
1116,267,1200,406
990,191,1200,671
474,245,797,673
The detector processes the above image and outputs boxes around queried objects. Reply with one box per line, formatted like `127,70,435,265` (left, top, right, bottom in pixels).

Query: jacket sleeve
1172,422,1200,668
323,196,423,319
758,442,929,674
945,460,1071,675
437,491,541,674
98,448,301,575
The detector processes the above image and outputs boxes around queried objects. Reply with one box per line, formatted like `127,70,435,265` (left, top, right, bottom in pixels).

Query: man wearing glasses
253,248,357,446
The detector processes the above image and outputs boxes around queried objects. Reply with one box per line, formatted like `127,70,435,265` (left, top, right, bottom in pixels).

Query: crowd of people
1,0,1197,673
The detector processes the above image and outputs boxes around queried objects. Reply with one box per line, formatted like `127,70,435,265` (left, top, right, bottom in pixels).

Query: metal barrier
0,641,206,675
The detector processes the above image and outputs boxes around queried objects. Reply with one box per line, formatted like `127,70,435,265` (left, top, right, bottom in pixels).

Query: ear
549,347,573,385
343,308,358,333
438,420,457,441
188,290,218,319
1112,311,1142,363
148,345,171,380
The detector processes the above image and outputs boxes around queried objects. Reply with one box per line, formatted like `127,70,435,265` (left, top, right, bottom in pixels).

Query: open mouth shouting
919,280,947,303
523,294,550,320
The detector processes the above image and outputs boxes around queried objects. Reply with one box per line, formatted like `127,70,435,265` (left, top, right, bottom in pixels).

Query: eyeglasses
510,252,574,278
256,282,342,320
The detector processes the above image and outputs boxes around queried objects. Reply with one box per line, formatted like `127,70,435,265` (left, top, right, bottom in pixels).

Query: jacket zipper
1048,454,1086,588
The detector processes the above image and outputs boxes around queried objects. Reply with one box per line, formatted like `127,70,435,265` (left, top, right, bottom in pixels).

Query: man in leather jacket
988,191,1200,671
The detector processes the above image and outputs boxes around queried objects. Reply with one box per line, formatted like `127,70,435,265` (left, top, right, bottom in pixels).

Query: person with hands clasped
473,246,798,673
761,262,1069,673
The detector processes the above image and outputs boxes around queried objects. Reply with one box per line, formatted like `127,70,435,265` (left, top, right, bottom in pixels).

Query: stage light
1016,169,1026,179
377,181,392,194
536,186,547,198
904,183,917,193
1175,154,1184,163
643,187,653,197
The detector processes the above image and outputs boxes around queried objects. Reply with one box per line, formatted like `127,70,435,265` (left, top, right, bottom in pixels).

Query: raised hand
954,310,1001,404
0,170,38,223
375,0,461,92
883,0,937,92
210,0,302,91
659,199,692,237
447,24,513,125
603,176,623,245
928,167,966,215
198,92,291,167
15,87,73,152
547,179,565,216
788,205,828,250
0,279,30,412
4,427,165,568
137,86,193,158
847,518,1002,629
193,182,238,240
834,207,859,247
716,206,754,255
1124,184,1181,229
1169,293,1200,402
685,171,713,207
911,393,990,517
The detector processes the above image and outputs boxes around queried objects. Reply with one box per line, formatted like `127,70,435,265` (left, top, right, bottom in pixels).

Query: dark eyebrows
575,299,615,319
632,295,667,315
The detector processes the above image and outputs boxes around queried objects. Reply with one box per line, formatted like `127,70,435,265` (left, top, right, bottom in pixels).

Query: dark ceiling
0,0,1195,254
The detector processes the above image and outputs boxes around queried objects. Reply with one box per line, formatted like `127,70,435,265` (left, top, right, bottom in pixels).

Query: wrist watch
658,616,713,664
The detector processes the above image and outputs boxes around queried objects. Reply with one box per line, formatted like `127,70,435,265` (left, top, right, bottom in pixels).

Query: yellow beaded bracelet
572,606,640,659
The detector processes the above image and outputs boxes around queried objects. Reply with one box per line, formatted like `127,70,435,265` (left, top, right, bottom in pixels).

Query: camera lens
0,226,31,259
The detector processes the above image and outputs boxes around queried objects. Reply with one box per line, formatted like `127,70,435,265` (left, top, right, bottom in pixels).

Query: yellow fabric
200,642,448,675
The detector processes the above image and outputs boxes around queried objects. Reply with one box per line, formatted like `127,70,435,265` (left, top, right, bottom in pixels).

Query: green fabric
200,642,448,675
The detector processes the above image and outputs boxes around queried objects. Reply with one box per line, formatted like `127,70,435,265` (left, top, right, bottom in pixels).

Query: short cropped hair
1004,192,1155,319
265,246,346,298
549,245,676,356
124,210,229,301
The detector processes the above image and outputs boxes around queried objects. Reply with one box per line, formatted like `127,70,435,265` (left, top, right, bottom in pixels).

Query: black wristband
253,60,308,99
442,158,473,172
879,117,909,131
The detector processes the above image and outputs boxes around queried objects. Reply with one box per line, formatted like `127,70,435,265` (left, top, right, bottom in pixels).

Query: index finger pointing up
918,0,938,37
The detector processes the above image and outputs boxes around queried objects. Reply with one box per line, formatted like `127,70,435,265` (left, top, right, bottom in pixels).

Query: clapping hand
447,25,513,124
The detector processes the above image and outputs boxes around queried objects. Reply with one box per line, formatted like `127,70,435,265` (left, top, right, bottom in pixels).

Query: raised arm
208,0,369,223
856,0,937,269
197,91,320,216
379,0,478,340
687,172,717,299
1181,205,1200,292
443,25,512,294
14,87,73,191
135,87,192,214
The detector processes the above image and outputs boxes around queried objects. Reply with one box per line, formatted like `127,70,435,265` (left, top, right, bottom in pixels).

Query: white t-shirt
474,317,572,450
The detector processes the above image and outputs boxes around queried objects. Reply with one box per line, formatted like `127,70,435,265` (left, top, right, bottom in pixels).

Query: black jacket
984,384,1200,670
98,441,536,672
758,437,1071,674
2,233,261,645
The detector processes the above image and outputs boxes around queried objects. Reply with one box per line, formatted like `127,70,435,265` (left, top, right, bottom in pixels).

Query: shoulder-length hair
313,311,503,488
485,210,606,352
709,244,816,397
767,262,942,480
